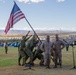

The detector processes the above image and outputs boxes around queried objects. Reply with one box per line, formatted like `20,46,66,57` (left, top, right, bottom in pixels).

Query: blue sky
0,0,76,31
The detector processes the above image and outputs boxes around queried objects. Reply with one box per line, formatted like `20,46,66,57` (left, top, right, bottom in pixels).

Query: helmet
22,36,26,40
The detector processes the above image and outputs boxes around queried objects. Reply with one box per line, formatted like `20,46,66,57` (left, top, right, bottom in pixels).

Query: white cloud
56,0,65,2
18,0,45,3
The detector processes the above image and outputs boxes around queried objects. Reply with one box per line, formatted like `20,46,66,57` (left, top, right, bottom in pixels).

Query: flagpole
25,18,42,43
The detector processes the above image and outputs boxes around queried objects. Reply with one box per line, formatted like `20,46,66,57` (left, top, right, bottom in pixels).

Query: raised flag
4,2,25,34
4,2,41,43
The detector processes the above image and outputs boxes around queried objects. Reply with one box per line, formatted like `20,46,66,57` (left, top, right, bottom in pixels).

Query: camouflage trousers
44,54,51,67
25,48,33,60
18,47,33,65
18,48,33,60
18,50,26,59
5,47,8,54
54,51,62,67
18,49,27,65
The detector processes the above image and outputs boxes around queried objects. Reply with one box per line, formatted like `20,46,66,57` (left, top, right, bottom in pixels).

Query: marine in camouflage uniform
25,34,38,65
53,34,65,68
4,42,8,54
18,31,32,66
41,35,53,68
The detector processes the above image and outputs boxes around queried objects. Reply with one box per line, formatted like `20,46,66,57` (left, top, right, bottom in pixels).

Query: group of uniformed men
18,31,65,69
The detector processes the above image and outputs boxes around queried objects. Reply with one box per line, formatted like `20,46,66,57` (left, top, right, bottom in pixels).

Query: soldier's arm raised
25,31,30,38
26,35,32,41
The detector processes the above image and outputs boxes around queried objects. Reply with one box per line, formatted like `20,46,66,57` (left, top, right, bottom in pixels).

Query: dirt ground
0,65,76,75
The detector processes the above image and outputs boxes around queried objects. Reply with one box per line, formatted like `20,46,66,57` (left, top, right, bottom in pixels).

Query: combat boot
60,63,62,68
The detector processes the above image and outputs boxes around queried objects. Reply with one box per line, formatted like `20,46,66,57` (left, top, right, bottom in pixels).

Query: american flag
4,2,25,34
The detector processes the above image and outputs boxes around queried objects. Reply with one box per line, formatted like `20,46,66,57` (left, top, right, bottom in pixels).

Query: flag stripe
13,16,25,25
13,13,25,21
14,10,22,16
4,15,13,33
4,23,10,33
7,15,13,28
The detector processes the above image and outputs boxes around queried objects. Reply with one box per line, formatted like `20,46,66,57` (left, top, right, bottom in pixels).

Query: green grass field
0,46,76,75
0,47,18,67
